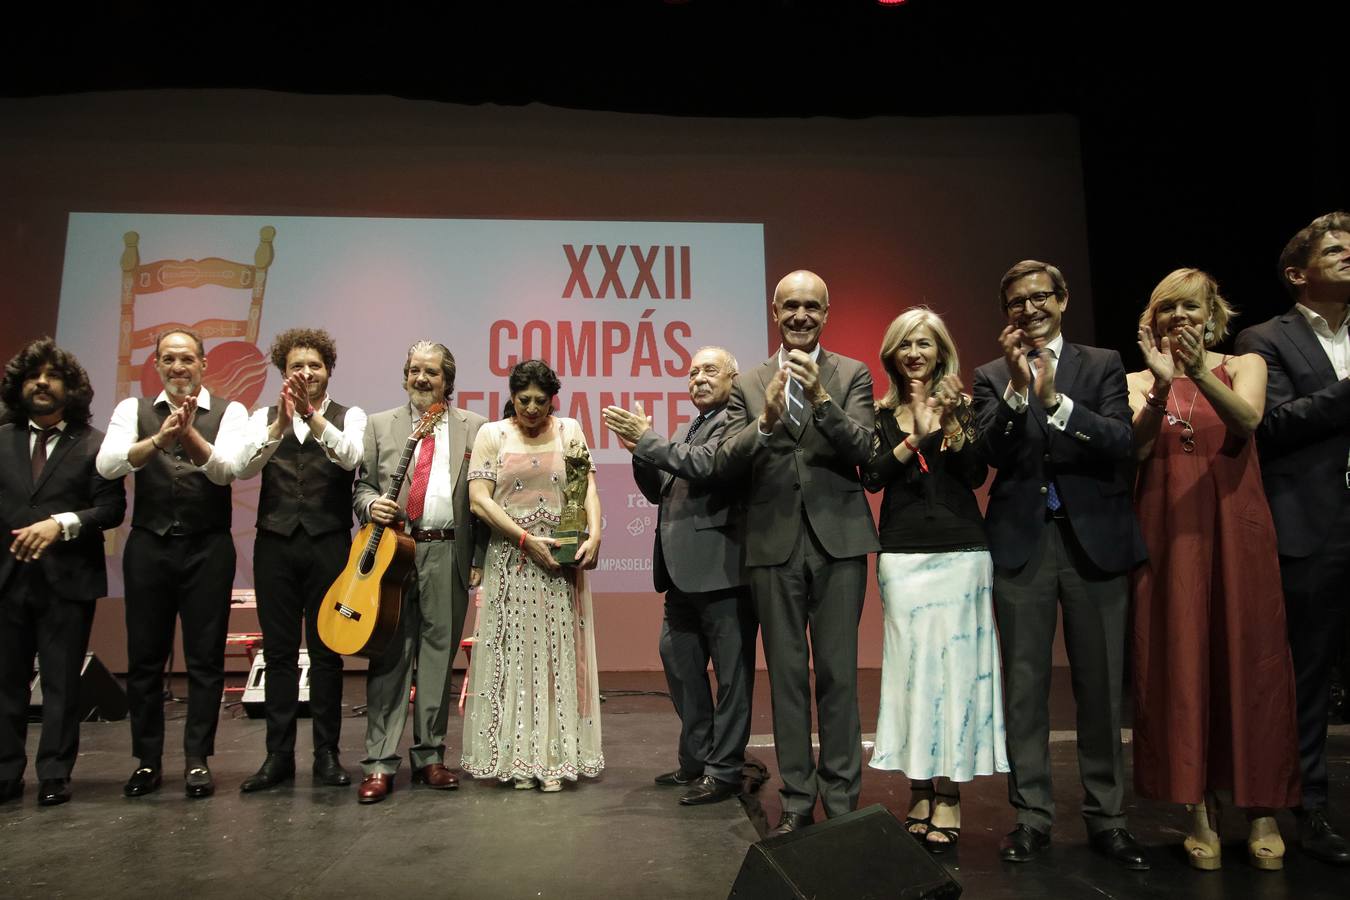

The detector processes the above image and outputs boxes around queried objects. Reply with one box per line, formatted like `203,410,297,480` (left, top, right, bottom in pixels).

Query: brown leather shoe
357,773,394,804
411,763,459,790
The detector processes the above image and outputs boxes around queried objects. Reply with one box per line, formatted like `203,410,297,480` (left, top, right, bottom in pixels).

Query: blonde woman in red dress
1128,269,1300,871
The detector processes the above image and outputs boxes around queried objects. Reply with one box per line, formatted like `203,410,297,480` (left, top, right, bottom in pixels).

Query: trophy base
551,530,584,567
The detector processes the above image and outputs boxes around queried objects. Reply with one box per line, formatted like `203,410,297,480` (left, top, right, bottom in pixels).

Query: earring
1203,320,1216,344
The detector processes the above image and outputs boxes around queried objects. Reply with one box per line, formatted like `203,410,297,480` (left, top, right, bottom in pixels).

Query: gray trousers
660,585,757,784
994,517,1128,834
362,540,467,776
750,522,866,819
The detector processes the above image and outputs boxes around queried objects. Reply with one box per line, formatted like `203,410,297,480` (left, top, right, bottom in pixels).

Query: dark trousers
123,527,235,763
1281,500,1350,812
659,584,757,784
0,568,95,781
993,517,1128,834
750,520,866,819
254,527,348,757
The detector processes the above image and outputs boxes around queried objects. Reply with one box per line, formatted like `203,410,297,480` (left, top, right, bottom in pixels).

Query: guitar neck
366,430,425,552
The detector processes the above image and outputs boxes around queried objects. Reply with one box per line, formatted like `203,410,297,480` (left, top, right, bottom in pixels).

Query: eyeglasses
1004,290,1059,314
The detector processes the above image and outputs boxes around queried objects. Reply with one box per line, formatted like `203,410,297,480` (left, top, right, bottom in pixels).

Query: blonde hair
1138,268,1236,347
877,307,961,410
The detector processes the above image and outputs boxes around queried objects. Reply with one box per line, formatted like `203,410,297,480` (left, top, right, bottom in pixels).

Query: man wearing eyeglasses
604,346,756,807
1236,212,1350,866
973,260,1148,869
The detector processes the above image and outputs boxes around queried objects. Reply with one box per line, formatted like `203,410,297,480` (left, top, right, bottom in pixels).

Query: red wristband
519,530,528,548
903,436,929,474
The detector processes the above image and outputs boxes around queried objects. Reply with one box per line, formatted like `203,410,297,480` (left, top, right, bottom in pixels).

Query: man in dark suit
716,270,879,834
604,346,755,806
351,341,486,804
0,339,125,806
973,260,1149,869
1236,212,1350,865
234,328,366,792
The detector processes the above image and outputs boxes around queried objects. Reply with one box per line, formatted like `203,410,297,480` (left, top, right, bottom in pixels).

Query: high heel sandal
924,791,961,854
904,781,934,839
1184,794,1222,871
1247,815,1284,871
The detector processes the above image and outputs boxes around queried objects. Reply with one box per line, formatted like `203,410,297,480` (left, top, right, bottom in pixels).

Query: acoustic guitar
317,403,445,658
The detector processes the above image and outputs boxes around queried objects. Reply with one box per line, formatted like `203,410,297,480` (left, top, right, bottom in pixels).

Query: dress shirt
407,405,454,529
1002,332,1075,431
1295,303,1350,381
95,388,247,485
27,418,80,540
234,395,367,478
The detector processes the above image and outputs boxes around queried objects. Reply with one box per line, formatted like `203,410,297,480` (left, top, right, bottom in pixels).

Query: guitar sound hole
358,549,376,576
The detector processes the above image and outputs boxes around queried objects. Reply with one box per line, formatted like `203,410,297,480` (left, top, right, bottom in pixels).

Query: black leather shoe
37,779,71,806
680,775,741,806
240,754,295,793
185,764,215,799
1299,811,1350,866
312,750,352,787
1090,827,1151,870
1000,824,1051,862
0,778,23,803
768,811,814,836
654,769,701,786
123,766,162,797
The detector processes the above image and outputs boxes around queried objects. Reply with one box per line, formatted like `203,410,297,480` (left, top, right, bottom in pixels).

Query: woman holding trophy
461,359,604,791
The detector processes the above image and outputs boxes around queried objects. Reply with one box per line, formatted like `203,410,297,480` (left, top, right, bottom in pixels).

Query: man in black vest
97,329,249,799
1,339,125,806
234,328,366,792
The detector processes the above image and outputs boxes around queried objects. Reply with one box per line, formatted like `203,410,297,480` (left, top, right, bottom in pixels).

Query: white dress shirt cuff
52,512,81,541
1046,395,1074,431
1003,382,1030,412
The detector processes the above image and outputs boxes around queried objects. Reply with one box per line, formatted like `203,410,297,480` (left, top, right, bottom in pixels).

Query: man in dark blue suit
973,260,1148,869
1236,212,1350,866
0,339,125,806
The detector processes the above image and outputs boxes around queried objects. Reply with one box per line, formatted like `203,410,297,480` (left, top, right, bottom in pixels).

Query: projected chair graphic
116,225,277,408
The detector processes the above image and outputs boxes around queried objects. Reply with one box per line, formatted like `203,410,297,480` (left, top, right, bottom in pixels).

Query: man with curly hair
234,328,366,792
1,338,125,806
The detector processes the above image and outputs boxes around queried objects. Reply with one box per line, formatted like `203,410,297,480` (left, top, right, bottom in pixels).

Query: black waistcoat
132,395,232,535
255,402,354,537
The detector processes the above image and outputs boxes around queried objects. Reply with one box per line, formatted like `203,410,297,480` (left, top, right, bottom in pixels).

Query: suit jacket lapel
447,406,468,483
390,406,413,500
1281,311,1339,387
11,424,34,493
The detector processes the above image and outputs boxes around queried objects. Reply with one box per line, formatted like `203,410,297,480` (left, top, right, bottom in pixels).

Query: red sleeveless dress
1131,362,1300,807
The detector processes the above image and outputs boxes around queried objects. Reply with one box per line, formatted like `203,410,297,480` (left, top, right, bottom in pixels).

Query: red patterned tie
405,431,435,523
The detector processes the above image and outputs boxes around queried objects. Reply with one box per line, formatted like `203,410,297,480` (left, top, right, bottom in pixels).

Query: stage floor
3,669,1349,899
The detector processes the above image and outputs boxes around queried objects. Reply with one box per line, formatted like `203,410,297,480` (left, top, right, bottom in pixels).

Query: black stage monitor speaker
29,652,128,721
729,804,962,900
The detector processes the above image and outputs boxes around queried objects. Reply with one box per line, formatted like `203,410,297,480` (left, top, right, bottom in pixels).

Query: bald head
773,270,829,306
772,269,830,353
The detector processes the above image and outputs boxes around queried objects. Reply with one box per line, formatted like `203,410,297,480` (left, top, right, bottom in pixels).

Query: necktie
405,431,435,523
683,414,708,444
786,374,806,429
31,426,58,482
1029,349,1062,513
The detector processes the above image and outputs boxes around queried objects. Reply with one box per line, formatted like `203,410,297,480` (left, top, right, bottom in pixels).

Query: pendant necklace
1166,378,1201,453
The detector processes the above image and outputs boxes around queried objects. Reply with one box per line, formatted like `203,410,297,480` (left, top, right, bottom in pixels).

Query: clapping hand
1137,327,1174,388
1000,325,1032,394
1172,323,1206,377
908,381,940,437
602,401,649,451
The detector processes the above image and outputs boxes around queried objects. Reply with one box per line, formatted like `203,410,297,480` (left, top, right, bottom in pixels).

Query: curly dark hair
1,337,95,426
268,327,337,373
508,359,562,399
